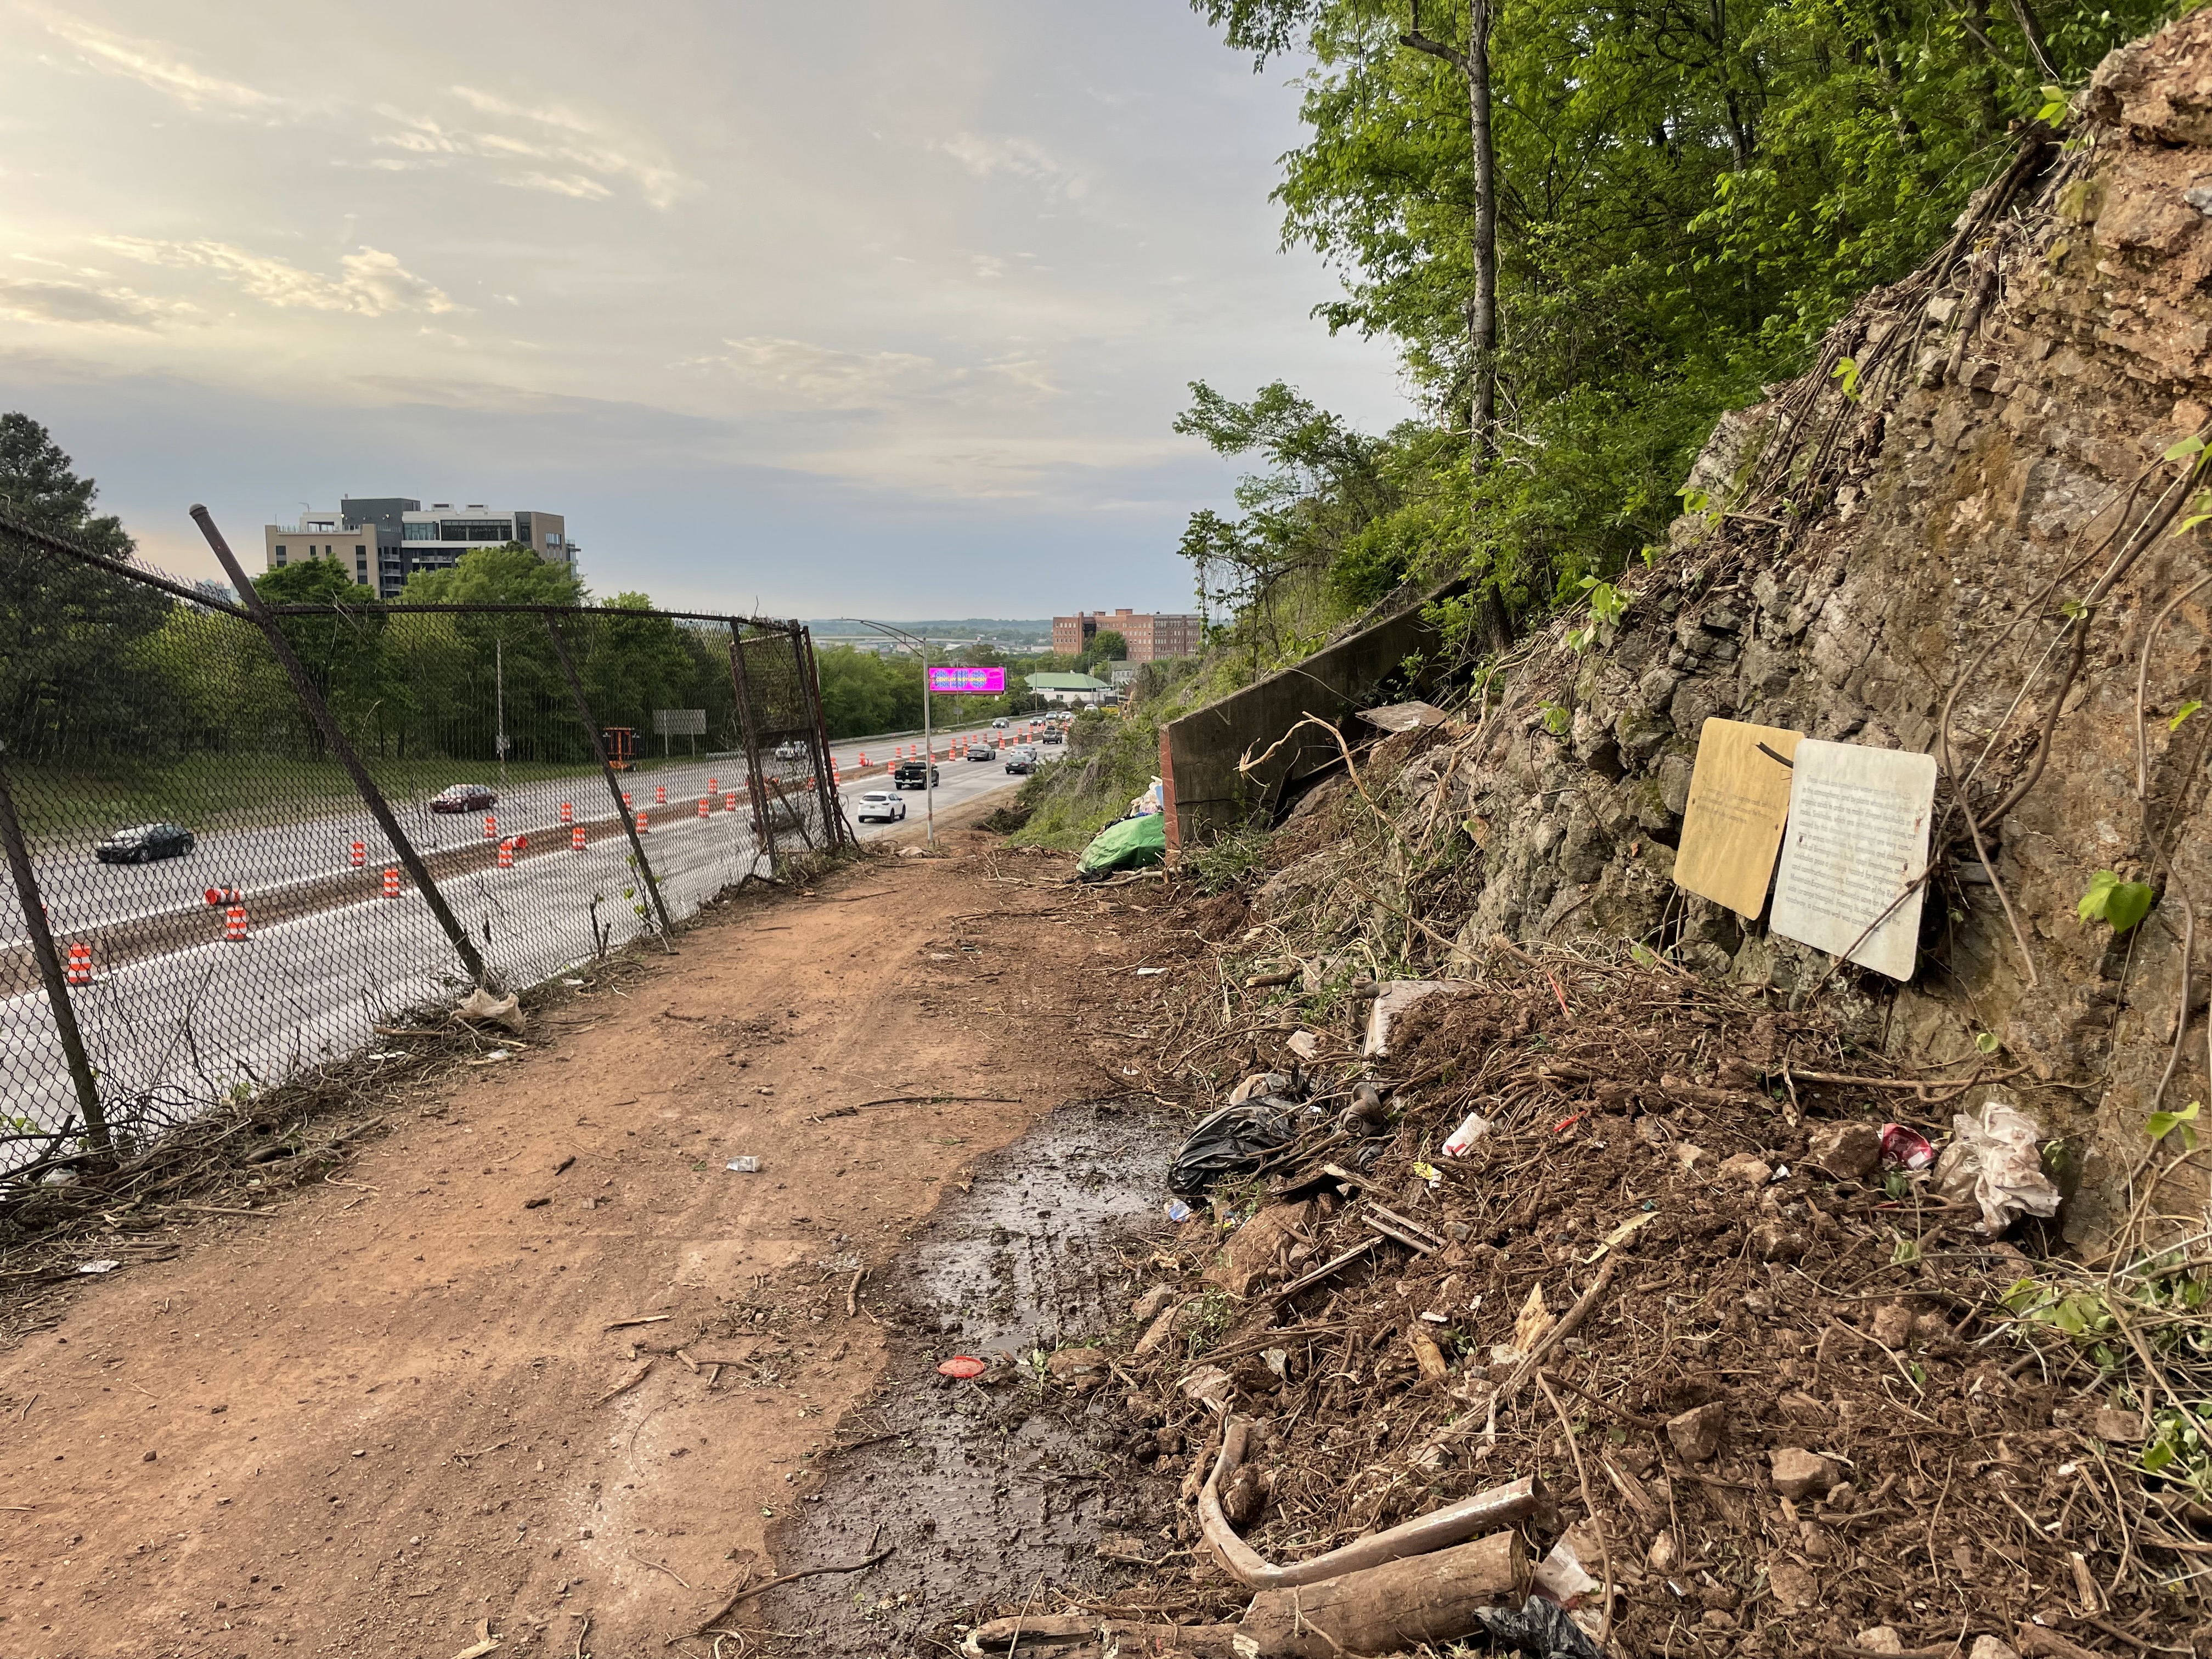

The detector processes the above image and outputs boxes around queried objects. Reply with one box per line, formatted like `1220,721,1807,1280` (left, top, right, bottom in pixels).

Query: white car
855,789,907,823
774,740,806,760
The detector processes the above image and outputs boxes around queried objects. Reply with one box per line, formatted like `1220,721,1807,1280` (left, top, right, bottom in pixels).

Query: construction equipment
601,726,637,772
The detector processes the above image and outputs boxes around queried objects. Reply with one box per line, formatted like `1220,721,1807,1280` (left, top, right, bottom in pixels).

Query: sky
0,0,1409,618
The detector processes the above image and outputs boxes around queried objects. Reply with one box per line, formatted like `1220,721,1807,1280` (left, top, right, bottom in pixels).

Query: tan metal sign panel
1673,717,1805,918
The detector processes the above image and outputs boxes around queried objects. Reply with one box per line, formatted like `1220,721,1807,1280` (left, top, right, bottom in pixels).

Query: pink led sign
927,665,1007,695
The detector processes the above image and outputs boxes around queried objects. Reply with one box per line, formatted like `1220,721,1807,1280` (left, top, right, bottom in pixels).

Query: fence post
189,506,492,988
725,621,782,874
0,750,110,1153
544,615,678,946
796,625,851,849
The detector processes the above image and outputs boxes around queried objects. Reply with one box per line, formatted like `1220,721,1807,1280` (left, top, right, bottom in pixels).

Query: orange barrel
483,815,497,840
497,839,515,870
65,942,91,985
571,825,586,851
724,791,738,812
698,796,709,819
350,840,365,868
708,777,719,794
560,802,574,825
637,810,650,834
225,904,249,943
654,783,667,805
382,868,401,898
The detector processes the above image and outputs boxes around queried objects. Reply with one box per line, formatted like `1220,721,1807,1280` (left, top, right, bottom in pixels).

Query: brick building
1052,608,1201,663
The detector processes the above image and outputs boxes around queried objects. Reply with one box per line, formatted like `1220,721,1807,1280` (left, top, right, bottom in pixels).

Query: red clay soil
0,831,1153,1658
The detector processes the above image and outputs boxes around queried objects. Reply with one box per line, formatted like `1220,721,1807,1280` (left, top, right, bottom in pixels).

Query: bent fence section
0,510,850,1166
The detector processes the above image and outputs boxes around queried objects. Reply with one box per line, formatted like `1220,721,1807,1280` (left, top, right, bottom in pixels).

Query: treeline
1181,0,2167,652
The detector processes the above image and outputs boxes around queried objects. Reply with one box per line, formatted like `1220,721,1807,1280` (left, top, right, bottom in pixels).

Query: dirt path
0,832,1147,1658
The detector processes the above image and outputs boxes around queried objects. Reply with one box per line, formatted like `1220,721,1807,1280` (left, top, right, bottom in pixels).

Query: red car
430,784,498,813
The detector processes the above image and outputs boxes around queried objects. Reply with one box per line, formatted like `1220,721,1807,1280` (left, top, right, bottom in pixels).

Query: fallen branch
685,1546,895,1636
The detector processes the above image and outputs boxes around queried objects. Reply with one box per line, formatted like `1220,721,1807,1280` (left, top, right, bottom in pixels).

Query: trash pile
981,950,2199,1657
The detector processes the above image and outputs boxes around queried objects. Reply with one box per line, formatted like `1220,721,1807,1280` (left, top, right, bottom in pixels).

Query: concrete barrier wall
1159,583,1464,850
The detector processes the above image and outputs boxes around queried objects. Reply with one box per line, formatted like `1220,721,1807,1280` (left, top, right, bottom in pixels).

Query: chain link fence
0,509,849,1170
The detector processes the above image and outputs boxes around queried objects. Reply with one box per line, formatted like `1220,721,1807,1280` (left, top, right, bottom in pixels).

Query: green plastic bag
1076,811,1166,881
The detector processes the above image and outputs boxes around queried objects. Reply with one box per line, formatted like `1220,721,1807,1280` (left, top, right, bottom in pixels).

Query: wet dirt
757,1097,1185,1656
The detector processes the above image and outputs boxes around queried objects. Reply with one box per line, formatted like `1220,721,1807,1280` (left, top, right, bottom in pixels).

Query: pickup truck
893,760,940,789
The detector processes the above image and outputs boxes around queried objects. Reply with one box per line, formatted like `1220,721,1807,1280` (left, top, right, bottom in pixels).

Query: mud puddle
759,1096,1184,1655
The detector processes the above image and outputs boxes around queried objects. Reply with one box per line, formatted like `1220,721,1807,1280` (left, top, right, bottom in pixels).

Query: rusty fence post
543,615,677,947
725,621,782,874
0,749,110,1153
190,506,492,988
796,625,852,849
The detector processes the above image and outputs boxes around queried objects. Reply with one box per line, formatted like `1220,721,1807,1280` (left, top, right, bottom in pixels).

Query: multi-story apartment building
1051,608,1201,663
263,498,576,599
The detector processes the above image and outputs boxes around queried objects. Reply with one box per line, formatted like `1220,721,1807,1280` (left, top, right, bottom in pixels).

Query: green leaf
1892,1235,1922,1266
1831,356,1861,402
1976,1031,2001,1054
2166,435,2207,462
2079,870,2154,933
2142,1439,2177,1473
2173,701,2203,732
2036,85,2070,126
2183,493,2212,533
2148,1101,2202,1144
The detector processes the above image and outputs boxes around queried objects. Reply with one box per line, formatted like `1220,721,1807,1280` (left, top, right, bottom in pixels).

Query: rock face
1257,11,2212,1240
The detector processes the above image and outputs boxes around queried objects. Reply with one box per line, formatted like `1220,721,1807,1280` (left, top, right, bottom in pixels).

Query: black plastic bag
1166,1096,1311,1194
1472,1596,1605,1659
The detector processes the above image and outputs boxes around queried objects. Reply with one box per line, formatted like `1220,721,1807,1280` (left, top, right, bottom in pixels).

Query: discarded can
937,1355,988,1380
725,1157,761,1173
1879,1123,1936,1170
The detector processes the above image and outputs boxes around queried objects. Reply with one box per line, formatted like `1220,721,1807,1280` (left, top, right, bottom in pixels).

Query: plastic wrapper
1934,1098,2060,1232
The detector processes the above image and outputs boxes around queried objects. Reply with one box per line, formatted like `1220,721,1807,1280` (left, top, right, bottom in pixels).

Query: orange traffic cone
65,942,91,985
571,825,586,851
383,868,401,898
225,903,249,943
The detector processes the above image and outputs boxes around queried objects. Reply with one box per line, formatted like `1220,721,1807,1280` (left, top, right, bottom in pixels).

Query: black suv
893,761,940,789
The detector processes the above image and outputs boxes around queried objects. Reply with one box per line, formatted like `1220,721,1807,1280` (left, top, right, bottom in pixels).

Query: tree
0,413,177,771
250,558,395,759
0,412,132,556
396,543,586,764
1091,630,1130,662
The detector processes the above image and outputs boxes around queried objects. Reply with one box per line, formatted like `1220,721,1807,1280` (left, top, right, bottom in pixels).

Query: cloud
0,277,193,329
934,132,1088,201
504,172,613,200
98,239,456,317
679,336,1059,411
29,8,280,114
372,88,684,208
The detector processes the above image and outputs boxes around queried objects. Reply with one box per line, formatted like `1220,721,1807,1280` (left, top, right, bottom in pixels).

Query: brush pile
987,944,2204,1658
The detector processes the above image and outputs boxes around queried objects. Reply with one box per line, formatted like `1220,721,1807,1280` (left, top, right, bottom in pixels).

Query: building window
274,545,287,565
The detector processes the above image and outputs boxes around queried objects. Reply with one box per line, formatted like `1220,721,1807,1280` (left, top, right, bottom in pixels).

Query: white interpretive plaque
1769,740,1938,981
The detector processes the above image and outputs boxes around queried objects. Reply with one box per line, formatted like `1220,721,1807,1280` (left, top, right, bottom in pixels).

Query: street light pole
837,618,938,850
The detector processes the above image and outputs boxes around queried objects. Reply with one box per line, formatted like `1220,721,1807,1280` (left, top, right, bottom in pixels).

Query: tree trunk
1468,0,1497,464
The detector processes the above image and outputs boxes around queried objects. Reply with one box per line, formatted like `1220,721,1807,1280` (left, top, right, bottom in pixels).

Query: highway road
0,729,1047,1150
4,719,1060,948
